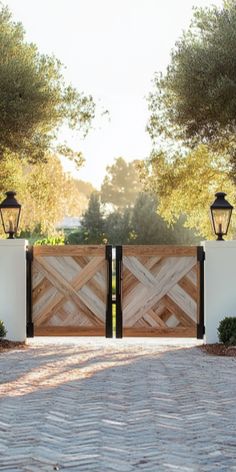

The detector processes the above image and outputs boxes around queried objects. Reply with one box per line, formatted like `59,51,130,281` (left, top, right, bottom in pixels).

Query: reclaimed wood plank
123,245,197,257
32,249,108,334
187,266,197,285
33,245,106,257
164,295,196,327
32,277,52,306
167,284,197,323
178,272,198,301
34,256,106,321
146,308,167,328
33,289,66,326
123,256,157,288
123,256,196,324
123,327,196,337
68,257,105,293
34,326,105,336
123,257,168,310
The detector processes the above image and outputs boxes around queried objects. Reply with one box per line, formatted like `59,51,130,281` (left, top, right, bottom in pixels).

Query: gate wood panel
118,245,202,337
32,245,112,336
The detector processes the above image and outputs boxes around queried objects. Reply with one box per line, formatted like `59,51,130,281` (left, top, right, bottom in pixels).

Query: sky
4,0,223,188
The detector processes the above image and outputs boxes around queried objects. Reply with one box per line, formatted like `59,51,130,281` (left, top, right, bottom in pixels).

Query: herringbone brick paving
0,338,236,471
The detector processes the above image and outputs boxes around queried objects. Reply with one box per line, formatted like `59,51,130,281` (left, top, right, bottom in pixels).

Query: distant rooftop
56,216,81,229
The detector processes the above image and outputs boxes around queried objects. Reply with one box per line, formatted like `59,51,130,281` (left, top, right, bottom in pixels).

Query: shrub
67,229,86,245
0,321,7,339
34,235,66,245
218,317,236,345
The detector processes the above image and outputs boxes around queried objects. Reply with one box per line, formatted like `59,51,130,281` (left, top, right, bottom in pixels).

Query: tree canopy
72,179,95,198
104,208,133,245
0,6,95,165
80,192,105,244
147,0,236,163
68,190,201,245
0,153,89,238
100,157,142,209
140,145,236,239
143,0,236,238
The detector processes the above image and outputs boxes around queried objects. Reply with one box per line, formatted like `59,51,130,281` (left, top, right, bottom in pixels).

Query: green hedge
0,321,7,338
218,317,236,345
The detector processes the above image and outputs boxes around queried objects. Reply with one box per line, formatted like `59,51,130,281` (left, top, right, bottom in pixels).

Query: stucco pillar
203,240,236,343
0,239,28,341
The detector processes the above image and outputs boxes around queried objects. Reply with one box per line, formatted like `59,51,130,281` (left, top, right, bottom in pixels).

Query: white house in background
56,216,81,230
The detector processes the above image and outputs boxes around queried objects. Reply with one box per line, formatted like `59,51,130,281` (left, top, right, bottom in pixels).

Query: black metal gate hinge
197,247,205,262
105,245,112,261
26,248,33,262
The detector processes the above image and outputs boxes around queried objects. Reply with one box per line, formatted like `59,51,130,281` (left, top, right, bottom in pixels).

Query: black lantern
0,191,21,239
210,192,233,241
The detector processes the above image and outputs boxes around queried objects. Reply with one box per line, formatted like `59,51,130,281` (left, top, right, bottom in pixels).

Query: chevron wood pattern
32,246,108,336
122,245,200,337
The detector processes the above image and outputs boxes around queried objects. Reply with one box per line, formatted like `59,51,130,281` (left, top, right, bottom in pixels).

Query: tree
67,189,201,245
145,1,236,237
72,179,96,199
0,6,95,165
104,208,133,245
147,0,236,168
131,193,171,244
80,192,105,244
140,146,236,239
131,193,200,244
0,153,88,238
100,157,141,209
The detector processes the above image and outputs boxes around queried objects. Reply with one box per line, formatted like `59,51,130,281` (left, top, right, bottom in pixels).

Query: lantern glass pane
0,208,20,234
211,209,231,234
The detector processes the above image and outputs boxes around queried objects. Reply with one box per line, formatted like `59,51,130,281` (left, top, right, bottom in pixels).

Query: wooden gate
30,245,112,337
116,245,204,338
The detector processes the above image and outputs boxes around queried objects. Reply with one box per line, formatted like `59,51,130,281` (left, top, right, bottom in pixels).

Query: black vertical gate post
26,246,34,337
197,246,205,339
116,245,123,338
106,245,113,338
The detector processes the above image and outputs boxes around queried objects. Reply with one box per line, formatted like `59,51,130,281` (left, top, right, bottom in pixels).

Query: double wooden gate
27,245,204,338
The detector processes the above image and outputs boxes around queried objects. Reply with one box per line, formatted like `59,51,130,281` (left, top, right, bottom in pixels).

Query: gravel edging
199,343,236,357
0,340,27,353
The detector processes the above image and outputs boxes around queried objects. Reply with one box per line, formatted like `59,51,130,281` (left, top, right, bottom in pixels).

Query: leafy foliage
147,1,236,162
100,157,141,209
218,316,236,345
68,191,201,245
67,229,86,245
34,235,66,245
0,154,89,238
131,193,172,244
0,6,95,164
80,192,106,244
72,179,95,198
104,208,134,245
144,1,236,234
131,193,200,244
140,146,236,239
0,320,7,338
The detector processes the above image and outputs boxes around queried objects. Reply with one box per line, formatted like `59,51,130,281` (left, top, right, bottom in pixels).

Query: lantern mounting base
7,232,15,239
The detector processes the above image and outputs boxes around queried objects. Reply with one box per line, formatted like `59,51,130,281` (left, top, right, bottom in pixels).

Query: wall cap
0,239,28,247
202,240,236,249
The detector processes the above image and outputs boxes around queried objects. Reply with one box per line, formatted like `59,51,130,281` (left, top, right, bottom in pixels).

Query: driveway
0,337,235,472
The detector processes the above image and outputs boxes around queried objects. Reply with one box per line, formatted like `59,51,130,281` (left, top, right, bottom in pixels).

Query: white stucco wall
0,239,27,341
203,240,236,344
